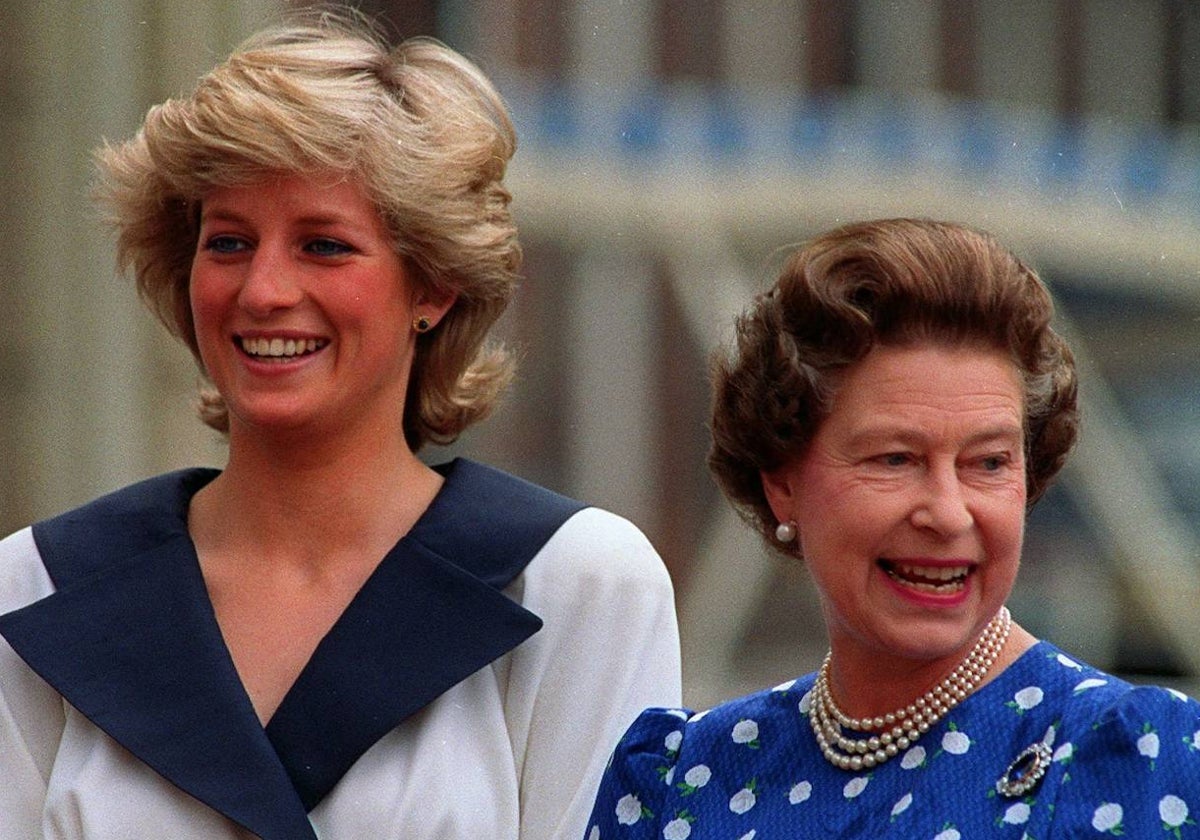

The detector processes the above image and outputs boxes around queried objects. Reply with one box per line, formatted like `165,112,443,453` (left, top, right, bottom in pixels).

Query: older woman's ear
760,466,798,527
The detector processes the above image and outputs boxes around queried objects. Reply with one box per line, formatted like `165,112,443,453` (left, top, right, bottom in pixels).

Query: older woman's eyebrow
842,423,1025,450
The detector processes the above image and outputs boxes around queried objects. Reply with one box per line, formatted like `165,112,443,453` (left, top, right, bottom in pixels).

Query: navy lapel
265,458,587,809
0,470,318,840
0,460,587,830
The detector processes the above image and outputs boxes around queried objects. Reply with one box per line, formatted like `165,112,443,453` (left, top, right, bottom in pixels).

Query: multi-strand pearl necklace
809,606,1012,771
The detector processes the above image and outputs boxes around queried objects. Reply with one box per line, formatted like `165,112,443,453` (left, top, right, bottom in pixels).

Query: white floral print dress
585,641,1200,839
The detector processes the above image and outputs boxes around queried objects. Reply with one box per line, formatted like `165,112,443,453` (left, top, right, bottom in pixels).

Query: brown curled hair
709,218,1079,549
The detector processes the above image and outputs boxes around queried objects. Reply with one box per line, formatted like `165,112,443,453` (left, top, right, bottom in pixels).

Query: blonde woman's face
189,173,447,441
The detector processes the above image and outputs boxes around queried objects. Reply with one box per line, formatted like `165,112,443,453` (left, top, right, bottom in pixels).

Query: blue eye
205,235,247,254
306,238,353,257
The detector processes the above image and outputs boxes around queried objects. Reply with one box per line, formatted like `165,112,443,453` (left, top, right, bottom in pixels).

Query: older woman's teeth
240,337,325,358
885,563,970,593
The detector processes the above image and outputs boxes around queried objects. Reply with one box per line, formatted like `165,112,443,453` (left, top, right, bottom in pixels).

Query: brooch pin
996,741,1053,798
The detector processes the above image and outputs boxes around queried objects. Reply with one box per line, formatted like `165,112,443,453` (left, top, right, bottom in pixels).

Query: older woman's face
763,342,1027,671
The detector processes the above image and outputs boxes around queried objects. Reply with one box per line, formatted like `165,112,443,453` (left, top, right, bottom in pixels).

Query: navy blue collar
0,459,585,840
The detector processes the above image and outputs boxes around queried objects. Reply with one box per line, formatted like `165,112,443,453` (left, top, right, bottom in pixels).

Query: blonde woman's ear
411,287,458,331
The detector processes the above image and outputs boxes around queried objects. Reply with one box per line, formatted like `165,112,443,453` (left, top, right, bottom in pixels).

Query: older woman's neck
826,622,1038,719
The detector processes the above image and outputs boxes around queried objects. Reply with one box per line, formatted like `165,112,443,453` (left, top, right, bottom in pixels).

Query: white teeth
896,564,969,582
884,562,971,593
240,337,324,358
903,578,965,594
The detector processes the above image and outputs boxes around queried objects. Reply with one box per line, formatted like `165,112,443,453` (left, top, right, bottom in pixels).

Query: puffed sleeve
582,706,693,840
1048,685,1200,837
499,507,683,840
0,527,66,837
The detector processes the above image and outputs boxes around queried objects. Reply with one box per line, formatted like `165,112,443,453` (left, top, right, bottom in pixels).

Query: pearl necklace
808,606,1012,771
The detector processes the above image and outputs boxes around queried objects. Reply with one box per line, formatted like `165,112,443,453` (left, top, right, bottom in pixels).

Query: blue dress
585,641,1200,839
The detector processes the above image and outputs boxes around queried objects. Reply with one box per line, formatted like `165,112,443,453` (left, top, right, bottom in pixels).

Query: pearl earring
775,520,797,543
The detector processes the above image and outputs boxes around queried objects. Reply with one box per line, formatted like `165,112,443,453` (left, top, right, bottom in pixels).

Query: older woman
0,11,679,840
585,218,1200,838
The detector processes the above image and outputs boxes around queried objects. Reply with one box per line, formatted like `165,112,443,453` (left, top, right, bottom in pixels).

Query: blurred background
3,0,1200,706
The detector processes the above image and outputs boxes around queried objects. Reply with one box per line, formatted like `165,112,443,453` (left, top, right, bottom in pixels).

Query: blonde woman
0,11,679,839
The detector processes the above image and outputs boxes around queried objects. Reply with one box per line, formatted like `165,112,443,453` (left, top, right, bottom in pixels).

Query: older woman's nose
910,466,974,535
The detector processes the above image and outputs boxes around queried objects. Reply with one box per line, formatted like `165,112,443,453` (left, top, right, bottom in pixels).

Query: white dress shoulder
0,460,681,839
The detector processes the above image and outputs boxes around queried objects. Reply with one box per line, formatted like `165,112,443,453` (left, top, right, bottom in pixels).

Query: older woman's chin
831,580,1011,661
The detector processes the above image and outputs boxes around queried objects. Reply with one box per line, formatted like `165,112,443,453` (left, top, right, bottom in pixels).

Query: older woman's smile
879,560,974,594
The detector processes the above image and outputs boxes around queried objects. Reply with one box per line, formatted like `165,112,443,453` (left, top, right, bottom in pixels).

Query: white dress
0,459,681,840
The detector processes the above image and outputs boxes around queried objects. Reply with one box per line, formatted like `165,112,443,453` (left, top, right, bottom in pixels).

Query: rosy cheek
187,282,225,358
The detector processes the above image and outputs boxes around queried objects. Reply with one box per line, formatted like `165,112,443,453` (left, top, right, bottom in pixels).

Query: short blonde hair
710,218,1079,550
95,10,521,449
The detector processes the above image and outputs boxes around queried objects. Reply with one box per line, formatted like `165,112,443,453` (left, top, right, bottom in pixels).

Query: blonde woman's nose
237,247,303,315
